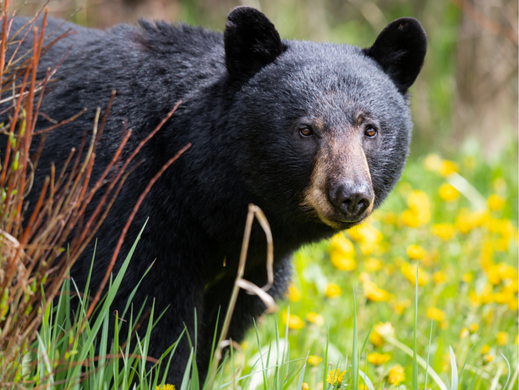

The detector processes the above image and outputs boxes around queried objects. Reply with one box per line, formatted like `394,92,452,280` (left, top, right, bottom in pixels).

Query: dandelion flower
483,354,494,363
497,331,509,346
431,223,456,240
423,153,442,172
362,279,391,302
438,160,458,177
325,283,342,298
387,364,405,386
326,369,346,386
426,307,446,322
156,385,175,390
367,352,391,365
287,283,302,302
283,312,305,330
307,355,322,366
481,344,490,354
462,273,473,283
439,183,459,201
302,383,309,390
330,251,356,271
488,194,505,211
365,257,383,272
406,244,426,260
433,271,447,285
460,327,469,339
391,298,411,315
370,322,394,347
469,323,479,333
306,312,324,326
401,262,429,286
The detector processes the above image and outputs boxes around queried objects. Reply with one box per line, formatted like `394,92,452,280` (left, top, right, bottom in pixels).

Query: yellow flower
348,223,383,255
283,312,305,330
469,290,481,307
406,244,426,260
306,312,324,326
157,386,175,390
325,283,342,298
326,369,346,386
431,223,457,240
456,209,474,234
362,279,391,302
469,323,479,333
387,364,406,386
401,262,429,286
408,190,430,210
483,354,494,364
330,251,356,271
439,183,459,201
367,352,391,365
438,160,458,177
433,271,447,285
383,211,399,226
331,234,356,256
391,298,411,315
401,209,421,227
497,331,509,346
488,194,506,211
462,273,473,283
481,284,494,304
307,355,322,366
370,322,394,347
330,234,356,271
460,327,469,339
508,298,518,311
365,257,383,272
423,153,442,172
494,288,514,305
287,283,302,302
481,344,490,354
472,209,490,227
302,383,309,390
426,307,446,322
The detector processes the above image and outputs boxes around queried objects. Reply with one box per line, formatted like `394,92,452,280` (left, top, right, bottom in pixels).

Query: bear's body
5,8,426,384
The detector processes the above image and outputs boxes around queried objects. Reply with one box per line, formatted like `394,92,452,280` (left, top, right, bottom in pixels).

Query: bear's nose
328,181,373,221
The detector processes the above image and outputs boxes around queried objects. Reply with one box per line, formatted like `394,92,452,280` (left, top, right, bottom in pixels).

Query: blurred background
14,0,518,160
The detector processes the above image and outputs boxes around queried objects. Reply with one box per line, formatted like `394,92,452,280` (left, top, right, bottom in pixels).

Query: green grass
237,143,518,389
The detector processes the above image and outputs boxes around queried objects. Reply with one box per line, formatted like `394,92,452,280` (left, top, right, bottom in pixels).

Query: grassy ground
234,143,518,389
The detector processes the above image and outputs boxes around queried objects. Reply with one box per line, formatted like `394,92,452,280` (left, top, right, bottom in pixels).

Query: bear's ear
224,6,286,81
363,17,427,94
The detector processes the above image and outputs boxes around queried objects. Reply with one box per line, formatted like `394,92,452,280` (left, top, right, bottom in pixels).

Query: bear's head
225,7,426,232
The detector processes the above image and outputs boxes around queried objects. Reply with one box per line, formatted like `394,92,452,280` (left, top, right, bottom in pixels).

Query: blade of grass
386,335,448,390
359,369,375,390
322,328,329,390
352,287,358,390
500,353,511,390
424,320,433,390
413,263,419,390
449,346,458,390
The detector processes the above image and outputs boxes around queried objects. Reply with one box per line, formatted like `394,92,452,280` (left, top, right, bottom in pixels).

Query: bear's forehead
268,41,397,96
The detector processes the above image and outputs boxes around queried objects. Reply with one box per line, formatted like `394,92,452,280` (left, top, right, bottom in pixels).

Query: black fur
4,8,426,384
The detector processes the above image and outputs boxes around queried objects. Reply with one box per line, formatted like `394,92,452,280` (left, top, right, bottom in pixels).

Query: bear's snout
328,180,373,222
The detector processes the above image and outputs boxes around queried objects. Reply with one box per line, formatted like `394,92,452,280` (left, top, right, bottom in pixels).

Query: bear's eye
364,126,377,138
299,126,313,137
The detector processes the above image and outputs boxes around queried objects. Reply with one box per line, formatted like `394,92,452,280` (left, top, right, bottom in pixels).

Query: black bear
6,7,426,385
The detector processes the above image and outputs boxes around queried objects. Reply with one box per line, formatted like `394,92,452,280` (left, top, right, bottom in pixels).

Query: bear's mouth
317,212,371,230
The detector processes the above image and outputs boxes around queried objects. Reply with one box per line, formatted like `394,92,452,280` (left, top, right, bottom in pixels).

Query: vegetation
0,0,516,389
